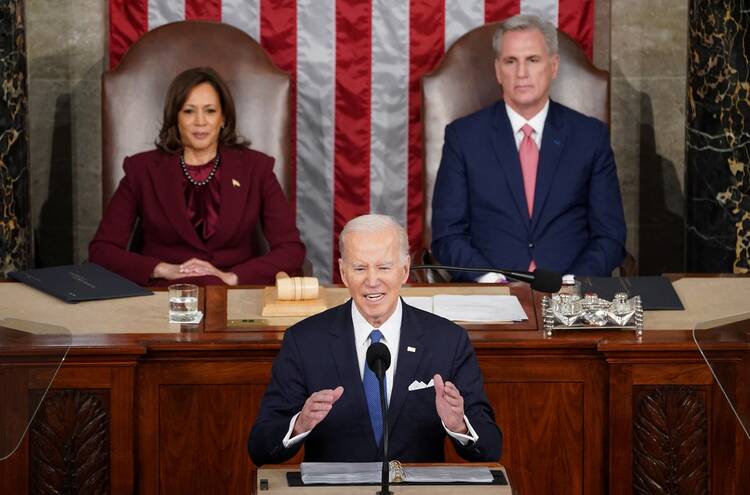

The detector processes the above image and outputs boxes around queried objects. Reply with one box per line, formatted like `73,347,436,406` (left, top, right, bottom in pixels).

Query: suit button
528,243,534,248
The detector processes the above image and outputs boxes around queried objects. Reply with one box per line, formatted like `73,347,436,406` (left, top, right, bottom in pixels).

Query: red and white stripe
109,0,595,282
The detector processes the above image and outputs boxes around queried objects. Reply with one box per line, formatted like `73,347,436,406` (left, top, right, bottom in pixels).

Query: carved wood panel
633,386,708,495
29,390,110,494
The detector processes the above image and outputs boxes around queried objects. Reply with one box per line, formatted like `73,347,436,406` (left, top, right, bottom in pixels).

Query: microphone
366,342,392,495
411,264,562,293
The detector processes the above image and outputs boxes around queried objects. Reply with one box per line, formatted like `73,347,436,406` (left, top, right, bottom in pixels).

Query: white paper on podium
300,462,493,484
402,296,434,313
432,295,528,322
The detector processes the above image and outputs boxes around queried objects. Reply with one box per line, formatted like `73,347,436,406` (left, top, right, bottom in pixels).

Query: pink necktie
519,124,538,217
519,124,538,272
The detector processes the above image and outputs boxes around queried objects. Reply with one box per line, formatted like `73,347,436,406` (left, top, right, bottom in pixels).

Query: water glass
168,284,199,322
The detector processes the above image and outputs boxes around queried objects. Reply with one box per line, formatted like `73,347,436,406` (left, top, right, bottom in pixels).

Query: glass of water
168,284,199,322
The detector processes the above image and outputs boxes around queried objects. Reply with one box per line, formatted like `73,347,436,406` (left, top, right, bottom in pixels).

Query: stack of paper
301,462,381,484
403,465,494,483
300,462,494,484
403,295,527,322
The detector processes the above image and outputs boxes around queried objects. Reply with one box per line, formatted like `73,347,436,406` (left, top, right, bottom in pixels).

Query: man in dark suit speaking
431,14,626,280
248,214,502,464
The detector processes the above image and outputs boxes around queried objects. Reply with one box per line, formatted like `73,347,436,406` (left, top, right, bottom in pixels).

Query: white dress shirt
351,297,402,403
477,100,550,283
505,99,549,150
282,299,478,447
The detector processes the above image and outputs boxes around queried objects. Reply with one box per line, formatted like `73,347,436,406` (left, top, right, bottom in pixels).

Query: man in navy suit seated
431,14,626,281
248,214,501,464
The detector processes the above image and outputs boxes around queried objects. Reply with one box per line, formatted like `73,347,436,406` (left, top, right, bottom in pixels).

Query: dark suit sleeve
449,326,503,461
431,124,495,281
248,328,309,466
230,156,305,284
568,124,626,276
88,157,161,285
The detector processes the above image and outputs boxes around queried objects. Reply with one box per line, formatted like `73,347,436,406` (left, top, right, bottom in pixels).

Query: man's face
339,227,410,328
494,28,559,119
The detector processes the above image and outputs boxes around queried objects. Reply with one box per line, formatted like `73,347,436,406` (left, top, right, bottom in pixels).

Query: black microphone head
366,342,391,375
531,269,563,292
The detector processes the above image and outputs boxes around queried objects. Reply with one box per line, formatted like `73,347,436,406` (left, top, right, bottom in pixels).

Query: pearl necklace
180,151,221,187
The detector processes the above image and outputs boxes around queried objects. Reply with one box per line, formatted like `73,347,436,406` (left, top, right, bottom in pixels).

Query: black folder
577,276,684,310
9,263,153,303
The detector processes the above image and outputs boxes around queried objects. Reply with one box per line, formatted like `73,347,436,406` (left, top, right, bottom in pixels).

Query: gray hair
492,14,558,58
339,214,410,263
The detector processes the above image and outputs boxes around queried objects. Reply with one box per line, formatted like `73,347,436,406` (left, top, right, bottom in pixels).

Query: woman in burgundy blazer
89,67,305,286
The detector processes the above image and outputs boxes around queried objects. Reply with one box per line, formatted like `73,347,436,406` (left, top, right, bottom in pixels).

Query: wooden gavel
275,272,319,301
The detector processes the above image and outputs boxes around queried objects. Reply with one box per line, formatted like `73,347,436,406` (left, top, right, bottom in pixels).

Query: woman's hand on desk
152,259,239,286
178,258,239,286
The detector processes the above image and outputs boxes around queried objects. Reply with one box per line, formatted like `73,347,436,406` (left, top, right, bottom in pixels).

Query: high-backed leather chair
101,20,292,259
419,23,618,281
102,20,291,205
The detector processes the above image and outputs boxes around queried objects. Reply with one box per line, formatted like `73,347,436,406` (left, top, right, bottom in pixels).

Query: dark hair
156,67,246,153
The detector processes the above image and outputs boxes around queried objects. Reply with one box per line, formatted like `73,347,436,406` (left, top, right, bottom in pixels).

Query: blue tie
363,329,386,446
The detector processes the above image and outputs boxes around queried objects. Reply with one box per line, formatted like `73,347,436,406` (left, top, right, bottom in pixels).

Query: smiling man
248,214,502,465
431,14,626,280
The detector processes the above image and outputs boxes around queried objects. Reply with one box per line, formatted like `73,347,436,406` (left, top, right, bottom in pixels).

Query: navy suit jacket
431,100,626,280
247,299,502,465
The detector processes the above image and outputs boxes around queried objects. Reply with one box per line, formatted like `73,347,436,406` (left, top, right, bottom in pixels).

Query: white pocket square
408,378,435,391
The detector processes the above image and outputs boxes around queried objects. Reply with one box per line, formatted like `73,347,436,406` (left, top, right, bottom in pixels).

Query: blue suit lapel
531,101,567,233
490,102,531,227
329,300,379,453
387,300,425,433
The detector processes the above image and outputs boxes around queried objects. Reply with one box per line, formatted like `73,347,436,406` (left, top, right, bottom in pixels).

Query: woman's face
177,82,225,159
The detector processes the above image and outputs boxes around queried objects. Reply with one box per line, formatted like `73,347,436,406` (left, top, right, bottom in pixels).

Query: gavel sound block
261,273,328,317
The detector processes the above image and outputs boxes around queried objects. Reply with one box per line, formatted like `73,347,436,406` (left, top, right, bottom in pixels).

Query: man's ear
338,258,349,288
550,53,560,80
401,260,411,284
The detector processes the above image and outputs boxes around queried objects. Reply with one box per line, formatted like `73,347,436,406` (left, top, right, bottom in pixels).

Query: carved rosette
29,390,110,494
633,387,708,495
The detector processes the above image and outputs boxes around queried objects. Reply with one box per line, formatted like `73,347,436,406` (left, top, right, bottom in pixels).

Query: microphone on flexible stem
366,342,393,495
411,264,563,293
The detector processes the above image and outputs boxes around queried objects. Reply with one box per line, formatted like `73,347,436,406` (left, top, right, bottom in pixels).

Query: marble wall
22,1,692,275
0,0,30,274
26,0,106,266
686,0,749,273
610,0,689,275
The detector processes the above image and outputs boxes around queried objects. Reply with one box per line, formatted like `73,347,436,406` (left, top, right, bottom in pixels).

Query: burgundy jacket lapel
148,151,206,251
207,147,252,250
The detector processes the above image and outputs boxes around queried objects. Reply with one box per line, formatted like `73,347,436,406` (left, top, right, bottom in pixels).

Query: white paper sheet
402,296,433,313
432,295,527,322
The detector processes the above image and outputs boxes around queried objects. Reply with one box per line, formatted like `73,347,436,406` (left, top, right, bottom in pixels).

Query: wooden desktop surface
1,277,748,495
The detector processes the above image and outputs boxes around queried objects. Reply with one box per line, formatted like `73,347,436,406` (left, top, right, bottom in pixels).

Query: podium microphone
411,264,563,293
366,342,392,495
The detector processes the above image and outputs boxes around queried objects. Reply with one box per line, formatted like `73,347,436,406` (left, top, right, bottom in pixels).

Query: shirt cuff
476,272,507,284
442,415,479,446
282,412,311,448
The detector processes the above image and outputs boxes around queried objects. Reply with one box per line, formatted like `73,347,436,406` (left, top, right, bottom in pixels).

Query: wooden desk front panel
476,351,607,495
0,360,137,495
3,343,747,495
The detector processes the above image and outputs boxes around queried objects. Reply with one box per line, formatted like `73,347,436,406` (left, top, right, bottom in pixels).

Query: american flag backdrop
108,0,595,282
